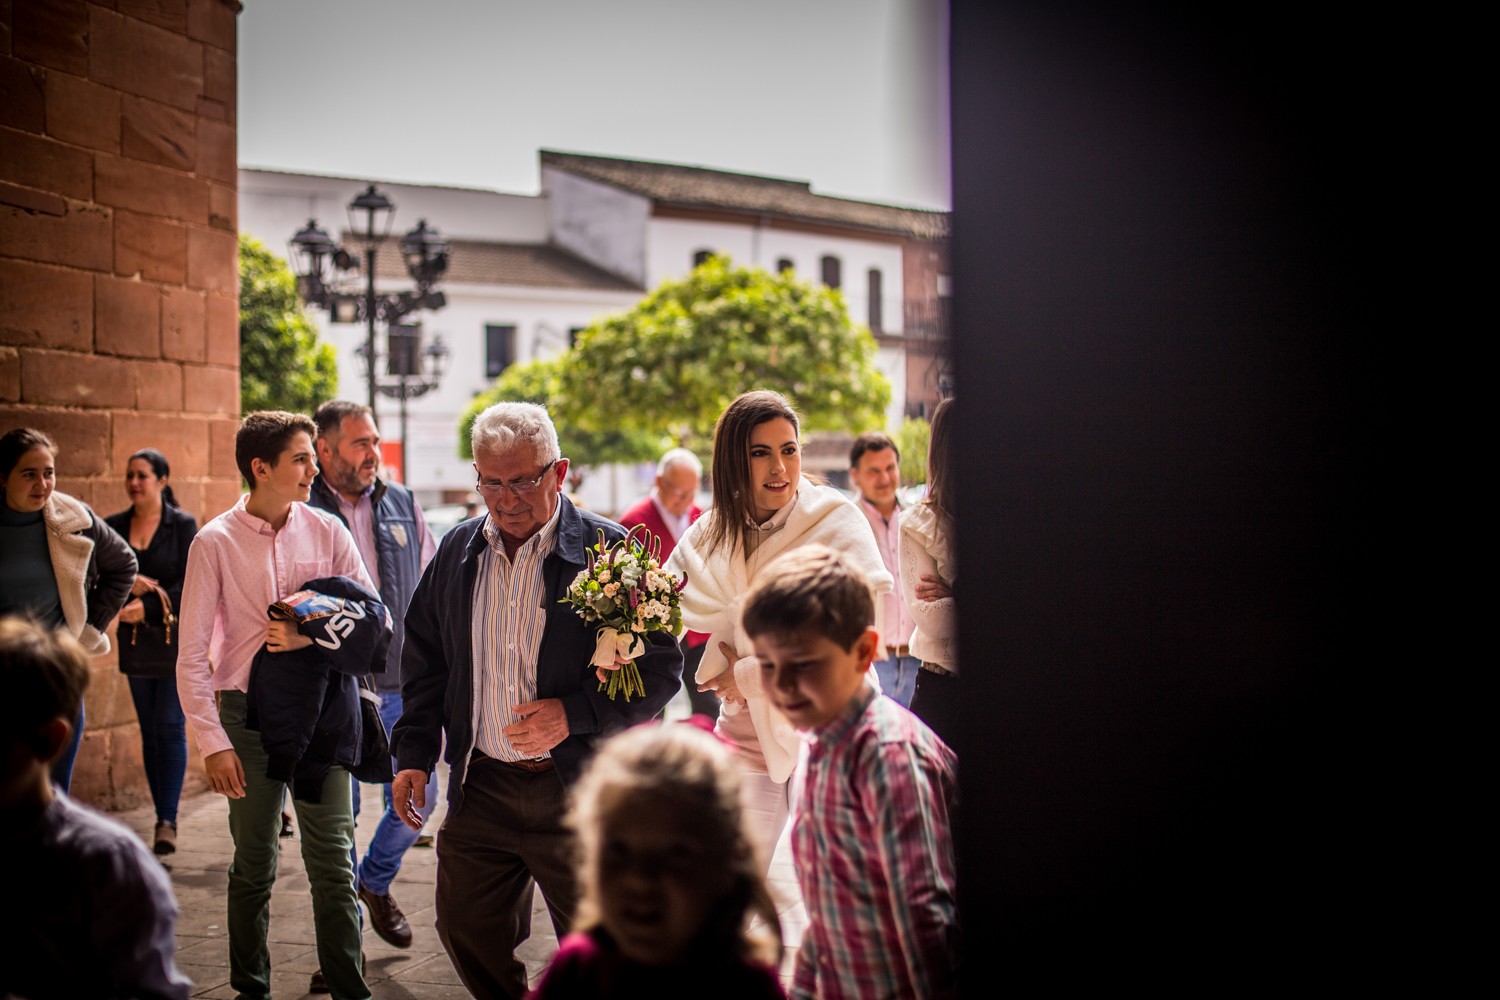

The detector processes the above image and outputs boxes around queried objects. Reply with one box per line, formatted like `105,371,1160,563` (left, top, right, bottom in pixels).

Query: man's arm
863,741,960,999
176,537,230,758
328,517,380,598
391,547,451,775
175,534,247,797
390,548,453,830
556,627,682,738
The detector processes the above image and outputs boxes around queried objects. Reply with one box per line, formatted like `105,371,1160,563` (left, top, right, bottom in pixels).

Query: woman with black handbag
106,448,198,856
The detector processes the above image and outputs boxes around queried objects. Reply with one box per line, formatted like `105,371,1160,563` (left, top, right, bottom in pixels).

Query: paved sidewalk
112,777,806,998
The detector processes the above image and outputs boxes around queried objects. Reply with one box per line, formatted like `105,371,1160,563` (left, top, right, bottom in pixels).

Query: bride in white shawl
666,391,893,868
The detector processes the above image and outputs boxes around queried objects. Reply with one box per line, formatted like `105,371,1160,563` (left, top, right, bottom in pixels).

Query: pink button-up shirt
856,496,915,649
176,496,376,758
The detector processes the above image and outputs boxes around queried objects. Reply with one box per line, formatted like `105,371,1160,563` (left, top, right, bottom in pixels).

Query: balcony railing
903,299,952,341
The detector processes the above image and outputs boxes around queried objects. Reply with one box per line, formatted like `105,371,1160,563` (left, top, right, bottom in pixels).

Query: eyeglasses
476,460,557,499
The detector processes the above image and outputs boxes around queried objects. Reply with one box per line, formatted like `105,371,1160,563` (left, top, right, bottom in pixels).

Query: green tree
892,415,932,486
239,234,338,414
551,254,890,448
458,354,669,469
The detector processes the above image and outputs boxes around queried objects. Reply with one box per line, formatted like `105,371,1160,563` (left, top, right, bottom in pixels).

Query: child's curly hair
568,721,783,967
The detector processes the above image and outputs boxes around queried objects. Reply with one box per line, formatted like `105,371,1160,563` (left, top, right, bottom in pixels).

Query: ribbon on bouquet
591,626,646,668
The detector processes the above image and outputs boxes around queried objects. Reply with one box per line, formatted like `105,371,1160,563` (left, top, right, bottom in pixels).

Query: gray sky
238,0,950,210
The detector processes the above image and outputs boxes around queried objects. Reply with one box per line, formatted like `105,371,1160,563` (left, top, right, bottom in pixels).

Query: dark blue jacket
392,496,683,813
246,576,391,802
308,475,423,694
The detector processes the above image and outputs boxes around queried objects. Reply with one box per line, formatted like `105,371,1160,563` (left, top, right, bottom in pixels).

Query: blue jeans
50,703,84,792
129,675,188,824
874,654,921,708
352,691,437,895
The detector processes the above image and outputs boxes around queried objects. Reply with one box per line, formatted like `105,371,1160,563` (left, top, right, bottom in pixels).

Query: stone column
1,0,243,810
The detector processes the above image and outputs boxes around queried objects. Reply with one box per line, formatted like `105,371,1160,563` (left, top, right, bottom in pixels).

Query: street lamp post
349,185,394,415
357,327,451,481
288,184,450,472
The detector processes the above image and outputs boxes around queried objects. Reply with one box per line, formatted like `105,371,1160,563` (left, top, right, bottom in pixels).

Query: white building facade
239,152,949,511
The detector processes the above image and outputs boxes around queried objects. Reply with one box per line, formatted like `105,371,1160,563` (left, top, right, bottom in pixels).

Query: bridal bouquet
561,524,686,701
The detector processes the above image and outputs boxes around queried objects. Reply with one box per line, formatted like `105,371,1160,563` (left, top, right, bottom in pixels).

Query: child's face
597,792,729,966
754,625,878,730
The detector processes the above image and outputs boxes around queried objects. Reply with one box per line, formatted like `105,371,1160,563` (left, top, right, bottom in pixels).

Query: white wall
239,169,638,500
239,168,550,250
646,218,907,334
239,166,921,504
322,282,639,498
541,167,651,287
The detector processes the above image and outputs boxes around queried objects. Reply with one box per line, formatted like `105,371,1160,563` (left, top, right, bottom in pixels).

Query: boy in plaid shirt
743,544,958,999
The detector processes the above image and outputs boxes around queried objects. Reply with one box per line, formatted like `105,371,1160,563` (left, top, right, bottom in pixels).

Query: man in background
310,401,437,965
618,448,713,715
849,432,919,707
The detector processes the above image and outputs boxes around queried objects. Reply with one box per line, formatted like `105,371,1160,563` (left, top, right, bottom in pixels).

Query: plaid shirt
791,683,959,999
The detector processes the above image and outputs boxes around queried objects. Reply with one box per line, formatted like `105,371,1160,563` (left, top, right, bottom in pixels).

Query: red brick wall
902,236,952,418
1,0,243,810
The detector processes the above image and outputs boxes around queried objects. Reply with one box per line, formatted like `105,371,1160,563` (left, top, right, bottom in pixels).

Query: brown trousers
434,753,578,999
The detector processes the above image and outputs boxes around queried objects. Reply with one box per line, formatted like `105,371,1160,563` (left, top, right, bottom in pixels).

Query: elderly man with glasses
390,402,683,999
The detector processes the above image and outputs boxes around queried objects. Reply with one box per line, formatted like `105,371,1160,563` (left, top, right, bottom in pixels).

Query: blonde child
527,721,786,999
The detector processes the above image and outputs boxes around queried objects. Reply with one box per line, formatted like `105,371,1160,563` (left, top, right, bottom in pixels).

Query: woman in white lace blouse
900,397,957,740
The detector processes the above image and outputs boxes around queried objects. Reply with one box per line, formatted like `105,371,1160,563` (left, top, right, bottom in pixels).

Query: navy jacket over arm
246,575,391,802
392,495,683,815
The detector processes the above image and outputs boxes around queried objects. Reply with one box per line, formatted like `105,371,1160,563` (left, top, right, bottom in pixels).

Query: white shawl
665,479,894,781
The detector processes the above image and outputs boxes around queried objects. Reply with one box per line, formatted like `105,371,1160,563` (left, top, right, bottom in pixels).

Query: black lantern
347,185,395,241
401,219,450,288
288,220,336,302
287,183,450,422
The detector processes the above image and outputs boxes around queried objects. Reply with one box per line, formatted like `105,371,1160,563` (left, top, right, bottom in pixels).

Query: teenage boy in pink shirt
742,544,959,1000
177,411,379,1000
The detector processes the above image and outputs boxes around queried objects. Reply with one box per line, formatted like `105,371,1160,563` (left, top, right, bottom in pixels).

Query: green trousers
219,690,368,1000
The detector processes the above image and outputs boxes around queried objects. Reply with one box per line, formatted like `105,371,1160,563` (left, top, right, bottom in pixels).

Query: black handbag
120,582,179,678
350,677,394,784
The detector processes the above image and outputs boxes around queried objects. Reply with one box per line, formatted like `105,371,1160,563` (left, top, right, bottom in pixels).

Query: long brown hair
701,390,800,560
925,396,954,520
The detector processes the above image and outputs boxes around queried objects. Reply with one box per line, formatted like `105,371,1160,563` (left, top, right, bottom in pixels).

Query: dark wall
949,3,1376,985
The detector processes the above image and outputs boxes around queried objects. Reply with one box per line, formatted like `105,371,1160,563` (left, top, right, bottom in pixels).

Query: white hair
471,402,560,465
656,447,702,478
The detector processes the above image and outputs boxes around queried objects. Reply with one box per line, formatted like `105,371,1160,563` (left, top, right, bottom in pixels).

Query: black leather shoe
358,882,413,948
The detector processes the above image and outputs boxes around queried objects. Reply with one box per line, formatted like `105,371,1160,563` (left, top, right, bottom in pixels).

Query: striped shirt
470,504,561,763
791,683,959,999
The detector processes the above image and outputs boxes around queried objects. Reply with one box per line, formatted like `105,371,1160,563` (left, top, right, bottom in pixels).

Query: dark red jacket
617,495,706,647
